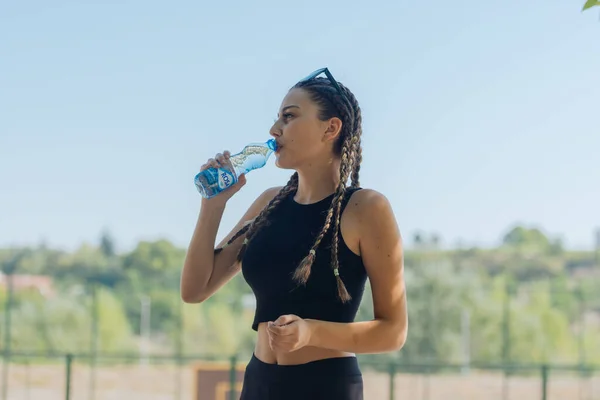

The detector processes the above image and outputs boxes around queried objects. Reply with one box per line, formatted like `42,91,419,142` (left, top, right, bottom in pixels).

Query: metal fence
2,351,599,400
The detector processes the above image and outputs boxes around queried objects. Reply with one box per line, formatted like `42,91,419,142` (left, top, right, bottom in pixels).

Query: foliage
1,224,599,370
583,0,600,11
0,286,132,353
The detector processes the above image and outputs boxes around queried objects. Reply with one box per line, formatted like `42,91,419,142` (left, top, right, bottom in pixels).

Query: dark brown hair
215,76,363,302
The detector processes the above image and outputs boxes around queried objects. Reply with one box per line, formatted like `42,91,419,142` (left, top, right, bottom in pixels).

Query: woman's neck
294,157,341,205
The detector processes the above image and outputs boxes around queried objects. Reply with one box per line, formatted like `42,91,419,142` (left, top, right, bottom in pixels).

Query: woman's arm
181,185,282,303
267,189,407,354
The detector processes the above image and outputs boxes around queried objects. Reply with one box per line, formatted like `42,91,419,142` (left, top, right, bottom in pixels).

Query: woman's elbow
180,285,208,304
181,292,201,304
388,321,408,351
393,329,408,351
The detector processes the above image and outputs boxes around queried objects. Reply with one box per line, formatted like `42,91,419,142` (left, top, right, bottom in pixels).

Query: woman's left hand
267,314,312,353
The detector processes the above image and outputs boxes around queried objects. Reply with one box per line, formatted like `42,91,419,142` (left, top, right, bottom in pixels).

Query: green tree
95,287,134,352
467,276,582,364
99,229,117,258
121,239,185,291
115,240,186,341
179,298,255,358
502,225,551,252
509,283,576,364
357,259,481,369
50,243,123,288
5,287,133,353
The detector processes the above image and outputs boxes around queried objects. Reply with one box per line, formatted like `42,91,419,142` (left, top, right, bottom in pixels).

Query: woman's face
269,88,342,170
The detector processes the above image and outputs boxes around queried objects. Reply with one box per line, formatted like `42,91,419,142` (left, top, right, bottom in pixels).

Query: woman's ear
322,117,343,143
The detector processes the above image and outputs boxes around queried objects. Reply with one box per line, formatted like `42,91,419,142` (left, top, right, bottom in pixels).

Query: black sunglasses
298,67,347,101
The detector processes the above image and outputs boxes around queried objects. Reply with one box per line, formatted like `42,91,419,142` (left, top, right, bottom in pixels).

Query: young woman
181,68,407,399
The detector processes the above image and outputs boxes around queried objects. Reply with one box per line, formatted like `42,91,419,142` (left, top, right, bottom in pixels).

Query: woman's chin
274,155,293,170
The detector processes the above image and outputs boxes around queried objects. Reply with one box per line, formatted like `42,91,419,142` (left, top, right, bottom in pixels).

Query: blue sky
1,0,599,253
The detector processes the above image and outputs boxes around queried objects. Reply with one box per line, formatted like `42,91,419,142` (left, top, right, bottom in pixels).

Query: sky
1,0,599,253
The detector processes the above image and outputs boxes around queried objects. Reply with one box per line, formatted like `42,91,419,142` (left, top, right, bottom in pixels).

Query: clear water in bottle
194,138,278,198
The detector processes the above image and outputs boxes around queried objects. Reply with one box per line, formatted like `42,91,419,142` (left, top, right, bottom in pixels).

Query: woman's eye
283,113,293,120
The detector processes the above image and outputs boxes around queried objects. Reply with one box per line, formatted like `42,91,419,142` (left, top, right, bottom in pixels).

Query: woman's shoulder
259,186,285,201
345,187,392,210
343,188,396,226
239,186,285,223
340,188,398,256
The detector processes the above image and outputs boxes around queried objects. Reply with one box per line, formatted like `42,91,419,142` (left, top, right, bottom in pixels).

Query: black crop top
241,187,367,331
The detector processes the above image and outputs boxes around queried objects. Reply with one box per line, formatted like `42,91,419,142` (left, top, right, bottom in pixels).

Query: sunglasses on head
298,67,347,101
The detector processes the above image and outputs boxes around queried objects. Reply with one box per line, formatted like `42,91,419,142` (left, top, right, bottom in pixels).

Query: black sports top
241,187,367,331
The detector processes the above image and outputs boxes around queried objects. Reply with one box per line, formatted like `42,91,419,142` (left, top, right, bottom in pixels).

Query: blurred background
1,1,599,399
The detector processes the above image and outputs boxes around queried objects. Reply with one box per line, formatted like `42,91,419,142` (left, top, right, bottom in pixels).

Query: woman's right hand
200,150,247,203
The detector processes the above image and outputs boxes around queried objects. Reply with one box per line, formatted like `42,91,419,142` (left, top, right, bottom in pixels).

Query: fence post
502,282,511,367
89,284,98,400
229,355,237,400
65,354,73,400
388,363,396,400
540,364,548,400
1,273,14,400
175,299,184,400
577,288,585,366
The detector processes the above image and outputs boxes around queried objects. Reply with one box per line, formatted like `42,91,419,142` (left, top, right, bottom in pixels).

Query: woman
181,67,407,399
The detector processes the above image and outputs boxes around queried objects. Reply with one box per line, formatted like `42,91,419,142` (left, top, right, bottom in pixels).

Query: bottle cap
266,138,278,151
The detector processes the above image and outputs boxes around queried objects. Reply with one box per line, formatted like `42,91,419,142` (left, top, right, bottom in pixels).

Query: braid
291,136,353,302
213,220,252,255
329,138,354,302
292,191,339,283
344,89,363,187
352,140,362,187
236,172,298,261
289,77,363,302
213,173,299,258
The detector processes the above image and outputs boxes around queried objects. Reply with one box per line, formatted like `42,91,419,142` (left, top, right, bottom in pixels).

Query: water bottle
194,138,278,198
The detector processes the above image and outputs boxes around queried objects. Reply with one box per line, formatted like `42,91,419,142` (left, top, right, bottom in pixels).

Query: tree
430,233,442,248
0,249,31,276
413,232,424,248
121,239,185,291
115,240,187,346
51,243,123,288
99,229,117,258
509,283,577,364
357,258,482,369
502,225,551,251
6,288,133,353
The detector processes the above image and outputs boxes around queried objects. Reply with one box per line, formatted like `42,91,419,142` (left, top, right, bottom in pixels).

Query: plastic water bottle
194,138,278,198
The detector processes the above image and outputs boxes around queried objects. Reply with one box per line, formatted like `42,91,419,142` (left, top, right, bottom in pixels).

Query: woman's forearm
306,318,407,354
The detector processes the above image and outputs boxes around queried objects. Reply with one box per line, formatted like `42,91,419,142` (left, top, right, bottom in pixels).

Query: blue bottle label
217,167,236,189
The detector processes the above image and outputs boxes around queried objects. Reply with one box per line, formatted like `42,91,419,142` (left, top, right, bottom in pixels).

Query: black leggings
240,353,364,400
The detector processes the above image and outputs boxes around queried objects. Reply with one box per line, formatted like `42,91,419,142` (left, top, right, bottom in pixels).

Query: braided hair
215,76,363,302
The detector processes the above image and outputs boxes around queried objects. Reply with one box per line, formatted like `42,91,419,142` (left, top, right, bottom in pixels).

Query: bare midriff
253,322,355,365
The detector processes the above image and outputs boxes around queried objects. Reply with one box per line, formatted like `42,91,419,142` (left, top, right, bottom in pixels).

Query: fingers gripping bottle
194,139,278,199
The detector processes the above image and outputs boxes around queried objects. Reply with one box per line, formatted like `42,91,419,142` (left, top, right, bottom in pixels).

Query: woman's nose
269,122,282,138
